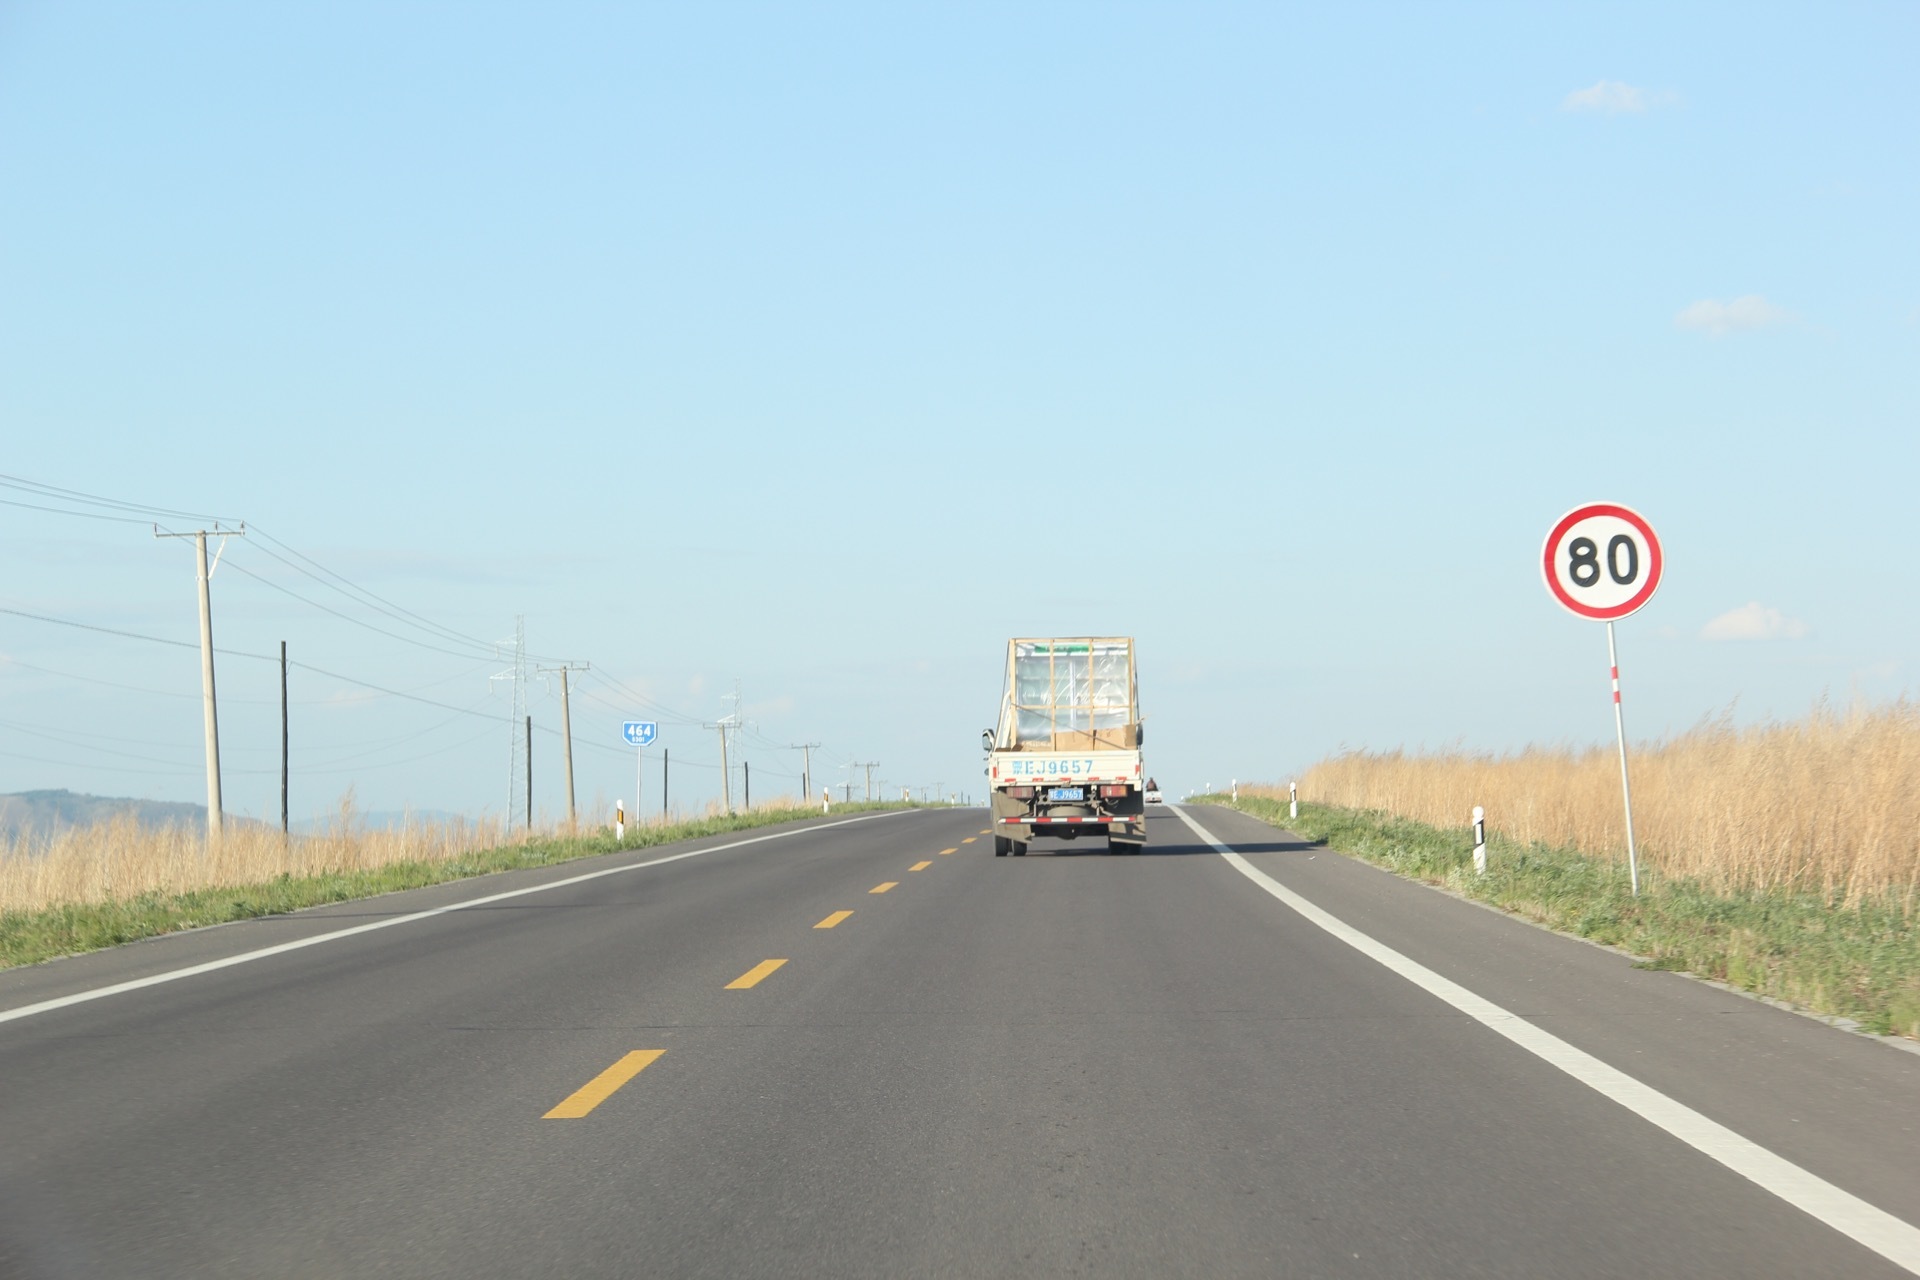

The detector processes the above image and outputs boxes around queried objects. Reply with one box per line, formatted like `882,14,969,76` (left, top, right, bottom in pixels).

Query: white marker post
1472,805,1486,876
616,801,625,842
1542,503,1664,896
1289,782,1298,820
1232,778,1238,802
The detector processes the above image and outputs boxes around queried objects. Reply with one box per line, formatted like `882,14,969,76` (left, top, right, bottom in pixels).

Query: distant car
1144,787,1163,804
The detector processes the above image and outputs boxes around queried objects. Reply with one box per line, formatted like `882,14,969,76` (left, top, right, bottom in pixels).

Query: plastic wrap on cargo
1007,640,1136,744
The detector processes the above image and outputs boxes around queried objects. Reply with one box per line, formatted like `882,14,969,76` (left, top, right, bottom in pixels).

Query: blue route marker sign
622,721,658,748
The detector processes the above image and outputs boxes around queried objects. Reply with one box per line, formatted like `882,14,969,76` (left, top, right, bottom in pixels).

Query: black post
663,748,669,818
280,640,288,836
524,714,533,829
744,761,750,811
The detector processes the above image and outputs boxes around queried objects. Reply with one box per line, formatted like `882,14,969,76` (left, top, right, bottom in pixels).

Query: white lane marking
0,811,912,1028
1171,804,1920,1276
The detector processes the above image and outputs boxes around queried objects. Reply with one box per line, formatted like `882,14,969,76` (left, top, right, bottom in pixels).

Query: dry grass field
0,806,503,915
1274,699,1920,910
0,792,811,916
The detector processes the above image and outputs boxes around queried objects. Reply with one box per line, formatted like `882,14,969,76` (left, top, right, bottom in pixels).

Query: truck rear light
1006,786,1035,799
1099,784,1128,798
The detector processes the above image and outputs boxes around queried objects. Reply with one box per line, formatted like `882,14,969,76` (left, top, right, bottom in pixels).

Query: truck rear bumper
998,815,1145,839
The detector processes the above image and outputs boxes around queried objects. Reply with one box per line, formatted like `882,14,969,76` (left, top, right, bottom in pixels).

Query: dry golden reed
0,789,816,916
0,802,503,915
1272,700,1920,908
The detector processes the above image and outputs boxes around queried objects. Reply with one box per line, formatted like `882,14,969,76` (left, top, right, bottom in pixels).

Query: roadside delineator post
1289,782,1298,820
823,788,831,815
616,801,625,842
1232,778,1238,802
1472,806,1487,876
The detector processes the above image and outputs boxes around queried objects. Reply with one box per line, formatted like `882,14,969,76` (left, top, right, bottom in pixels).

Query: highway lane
1,804,1916,1277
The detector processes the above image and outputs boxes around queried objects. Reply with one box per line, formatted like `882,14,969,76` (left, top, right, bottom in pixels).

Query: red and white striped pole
1606,621,1641,895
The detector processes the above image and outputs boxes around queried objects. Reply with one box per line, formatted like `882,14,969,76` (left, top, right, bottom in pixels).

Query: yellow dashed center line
938,847,958,855
910,860,932,871
543,1050,665,1119
978,829,991,835
725,958,789,989
961,837,976,844
870,881,898,894
814,910,854,929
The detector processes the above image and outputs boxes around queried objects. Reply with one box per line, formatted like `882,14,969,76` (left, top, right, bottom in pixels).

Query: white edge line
0,810,912,1028
1170,803,1920,1276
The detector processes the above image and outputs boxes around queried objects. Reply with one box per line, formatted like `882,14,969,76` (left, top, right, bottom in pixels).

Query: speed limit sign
1542,503,1663,621
1542,501,1663,896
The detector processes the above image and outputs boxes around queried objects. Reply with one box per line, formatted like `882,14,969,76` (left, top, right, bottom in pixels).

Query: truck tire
1110,838,1142,856
1013,841,1028,857
994,835,1010,857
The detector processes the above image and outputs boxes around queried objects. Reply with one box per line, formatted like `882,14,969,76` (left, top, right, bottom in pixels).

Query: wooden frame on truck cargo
998,637,1139,750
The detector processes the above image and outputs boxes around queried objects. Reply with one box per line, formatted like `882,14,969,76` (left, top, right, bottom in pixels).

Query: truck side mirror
981,729,995,752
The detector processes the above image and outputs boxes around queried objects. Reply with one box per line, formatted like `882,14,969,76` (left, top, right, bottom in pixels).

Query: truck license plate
1047,787,1085,801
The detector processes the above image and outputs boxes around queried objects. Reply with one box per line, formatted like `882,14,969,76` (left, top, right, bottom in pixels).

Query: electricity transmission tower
491,617,529,830
154,523,244,840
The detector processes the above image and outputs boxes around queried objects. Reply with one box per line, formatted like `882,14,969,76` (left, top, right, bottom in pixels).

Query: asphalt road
1,804,1916,1278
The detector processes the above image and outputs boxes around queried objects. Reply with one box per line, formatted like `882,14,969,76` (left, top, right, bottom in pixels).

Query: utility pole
538,661,589,830
707,721,733,813
842,759,855,804
744,761,751,811
280,640,289,836
525,714,533,830
862,761,879,802
790,742,821,804
490,617,529,831
154,523,243,841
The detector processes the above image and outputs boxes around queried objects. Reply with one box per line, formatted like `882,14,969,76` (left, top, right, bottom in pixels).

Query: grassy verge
0,802,917,972
1201,794,1920,1041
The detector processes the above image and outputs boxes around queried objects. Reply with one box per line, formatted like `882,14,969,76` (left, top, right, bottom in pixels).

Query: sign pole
1606,620,1641,896
636,744,644,827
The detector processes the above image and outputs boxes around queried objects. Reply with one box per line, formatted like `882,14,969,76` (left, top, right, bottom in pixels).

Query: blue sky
2,2,1915,820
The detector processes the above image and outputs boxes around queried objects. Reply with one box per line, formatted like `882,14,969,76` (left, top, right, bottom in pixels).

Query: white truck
982,637,1146,856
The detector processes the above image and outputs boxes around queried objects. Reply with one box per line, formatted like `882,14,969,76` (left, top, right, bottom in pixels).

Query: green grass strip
1200,794,1920,1042
0,803,918,972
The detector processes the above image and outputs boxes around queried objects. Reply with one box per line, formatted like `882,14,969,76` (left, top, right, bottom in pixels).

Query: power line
0,472,240,524
0,654,281,704
244,531,516,658
0,470,560,665
0,496,155,524
219,557,506,663
0,604,208,653
0,745,202,777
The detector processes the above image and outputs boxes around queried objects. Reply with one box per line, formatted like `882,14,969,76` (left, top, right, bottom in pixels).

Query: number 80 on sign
1541,503,1664,621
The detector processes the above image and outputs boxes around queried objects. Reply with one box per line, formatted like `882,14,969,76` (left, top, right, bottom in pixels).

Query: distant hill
0,789,213,841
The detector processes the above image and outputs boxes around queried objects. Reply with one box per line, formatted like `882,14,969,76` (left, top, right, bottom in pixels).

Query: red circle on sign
1541,503,1664,621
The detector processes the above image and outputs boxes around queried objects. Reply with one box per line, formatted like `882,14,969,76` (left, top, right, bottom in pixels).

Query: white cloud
1701,603,1810,642
1674,295,1793,336
1562,80,1673,114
